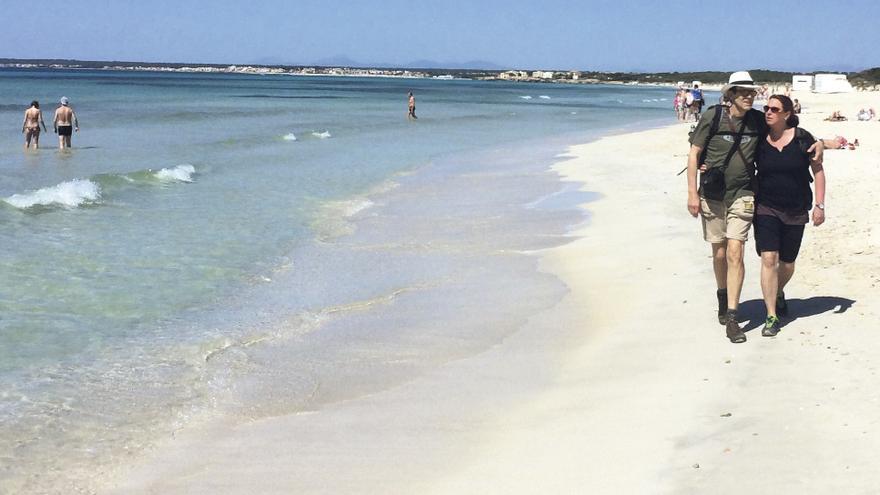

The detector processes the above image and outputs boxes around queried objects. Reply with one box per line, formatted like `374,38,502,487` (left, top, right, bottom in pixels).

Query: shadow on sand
737,296,856,333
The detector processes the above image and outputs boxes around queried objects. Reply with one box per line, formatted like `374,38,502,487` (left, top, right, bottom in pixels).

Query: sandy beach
101,91,880,494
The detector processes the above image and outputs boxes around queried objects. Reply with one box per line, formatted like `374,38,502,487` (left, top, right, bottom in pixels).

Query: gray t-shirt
689,106,767,206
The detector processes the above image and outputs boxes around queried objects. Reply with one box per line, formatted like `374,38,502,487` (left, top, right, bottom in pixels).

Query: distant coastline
2,58,878,89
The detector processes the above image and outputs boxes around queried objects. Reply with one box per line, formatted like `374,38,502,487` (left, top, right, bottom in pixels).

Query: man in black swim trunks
53,96,79,149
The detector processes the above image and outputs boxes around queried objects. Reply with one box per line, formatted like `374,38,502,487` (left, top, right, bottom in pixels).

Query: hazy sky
2,0,877,72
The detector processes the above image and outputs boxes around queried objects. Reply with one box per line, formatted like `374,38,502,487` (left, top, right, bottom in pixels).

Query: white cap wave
4,179,101,209
154,164,196,182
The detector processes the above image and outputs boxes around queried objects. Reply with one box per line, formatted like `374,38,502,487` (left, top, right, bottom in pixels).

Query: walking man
685,71,822,343
53,96,79,149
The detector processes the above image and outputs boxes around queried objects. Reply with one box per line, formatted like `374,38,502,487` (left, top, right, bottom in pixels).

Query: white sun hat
720,71,761,94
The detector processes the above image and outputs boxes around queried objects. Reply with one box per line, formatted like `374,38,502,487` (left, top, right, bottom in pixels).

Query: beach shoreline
100,90,880,494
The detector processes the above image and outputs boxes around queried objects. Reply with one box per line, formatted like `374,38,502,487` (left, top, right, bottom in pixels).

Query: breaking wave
154,164,196,182
3,179,101,209
4,164,198,211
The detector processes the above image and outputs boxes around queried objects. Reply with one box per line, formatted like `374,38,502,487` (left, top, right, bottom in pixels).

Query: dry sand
102,91,880,494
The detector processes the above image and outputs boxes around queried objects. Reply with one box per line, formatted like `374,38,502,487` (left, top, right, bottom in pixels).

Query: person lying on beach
815,135,859,150
22,100,47,150
824,111,847,122
53,96,79,149
752,95,826,336
857,108,872,121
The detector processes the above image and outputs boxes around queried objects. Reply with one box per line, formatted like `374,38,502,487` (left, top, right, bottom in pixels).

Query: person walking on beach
752,95,826,336
692,83,704,121
686,71,823,343
22,100,47,149
53,96,79,149
407,91,417,120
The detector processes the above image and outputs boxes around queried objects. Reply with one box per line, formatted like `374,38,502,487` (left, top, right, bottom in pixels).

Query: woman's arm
811,161,826,226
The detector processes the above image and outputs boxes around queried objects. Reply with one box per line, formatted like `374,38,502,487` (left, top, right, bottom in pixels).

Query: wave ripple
4,179,101,209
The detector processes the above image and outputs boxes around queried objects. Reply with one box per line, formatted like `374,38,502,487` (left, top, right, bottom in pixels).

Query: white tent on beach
791,75,813,91
813,74,854,93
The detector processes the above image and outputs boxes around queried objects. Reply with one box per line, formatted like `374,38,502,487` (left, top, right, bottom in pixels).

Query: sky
1,0,877,72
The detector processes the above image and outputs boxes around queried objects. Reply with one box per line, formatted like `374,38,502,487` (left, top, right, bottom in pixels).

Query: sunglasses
763,105,785,114
734,88,757,97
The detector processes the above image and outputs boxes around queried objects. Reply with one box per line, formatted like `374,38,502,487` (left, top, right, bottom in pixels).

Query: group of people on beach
673,84,705,122
686,71,831,343
21,97,79,150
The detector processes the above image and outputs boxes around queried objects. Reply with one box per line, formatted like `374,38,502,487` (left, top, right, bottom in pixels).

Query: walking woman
753,95,826,336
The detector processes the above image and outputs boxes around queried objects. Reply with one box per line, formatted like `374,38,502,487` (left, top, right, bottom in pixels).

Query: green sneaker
762,315,781,337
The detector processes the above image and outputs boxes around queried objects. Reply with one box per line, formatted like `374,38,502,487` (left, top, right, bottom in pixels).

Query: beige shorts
701,195,755,243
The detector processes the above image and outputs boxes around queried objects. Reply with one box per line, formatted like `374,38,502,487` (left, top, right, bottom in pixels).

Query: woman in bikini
22,101,48,149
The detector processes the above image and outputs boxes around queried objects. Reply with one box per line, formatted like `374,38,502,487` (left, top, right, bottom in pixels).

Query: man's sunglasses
734,88,757,97
763,105,785,114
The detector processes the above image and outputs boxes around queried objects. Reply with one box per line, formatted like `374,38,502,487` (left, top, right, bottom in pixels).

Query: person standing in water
22,100,47,149
53,96,79,149
407,91,417,120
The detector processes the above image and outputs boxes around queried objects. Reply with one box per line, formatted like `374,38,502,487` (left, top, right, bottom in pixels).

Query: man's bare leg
711,242,727,288
725,239,745,311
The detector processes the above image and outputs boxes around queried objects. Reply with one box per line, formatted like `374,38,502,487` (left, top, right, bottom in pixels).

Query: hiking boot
717,288,728,324
776,292,788,317
762,315,781,337
725,311,746,343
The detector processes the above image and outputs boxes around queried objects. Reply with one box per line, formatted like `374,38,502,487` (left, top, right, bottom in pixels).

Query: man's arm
807,139,825,165
72,110,79,131
687,144,702,217
22,113,27,133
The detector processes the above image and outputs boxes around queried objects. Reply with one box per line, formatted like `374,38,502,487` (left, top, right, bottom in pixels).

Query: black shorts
753,214,805,263
57,125,72,137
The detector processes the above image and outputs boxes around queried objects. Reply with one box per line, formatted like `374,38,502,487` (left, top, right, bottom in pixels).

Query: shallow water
0,69,673,492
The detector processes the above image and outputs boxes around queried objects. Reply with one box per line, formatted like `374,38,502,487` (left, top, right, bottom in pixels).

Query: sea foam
154,164,196,182
311,131,332,139
4,179,101,209
283,133,297,141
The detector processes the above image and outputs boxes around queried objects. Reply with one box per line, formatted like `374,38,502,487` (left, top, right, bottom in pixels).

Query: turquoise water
0,69,672,492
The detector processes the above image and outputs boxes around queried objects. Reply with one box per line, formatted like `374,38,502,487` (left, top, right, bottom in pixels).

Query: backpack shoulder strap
698,105,724,165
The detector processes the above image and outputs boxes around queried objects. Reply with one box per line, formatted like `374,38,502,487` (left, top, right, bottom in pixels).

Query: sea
0,69,675,493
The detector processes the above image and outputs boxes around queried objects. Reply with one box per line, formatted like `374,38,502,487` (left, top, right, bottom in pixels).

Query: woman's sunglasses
763,105,785,114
